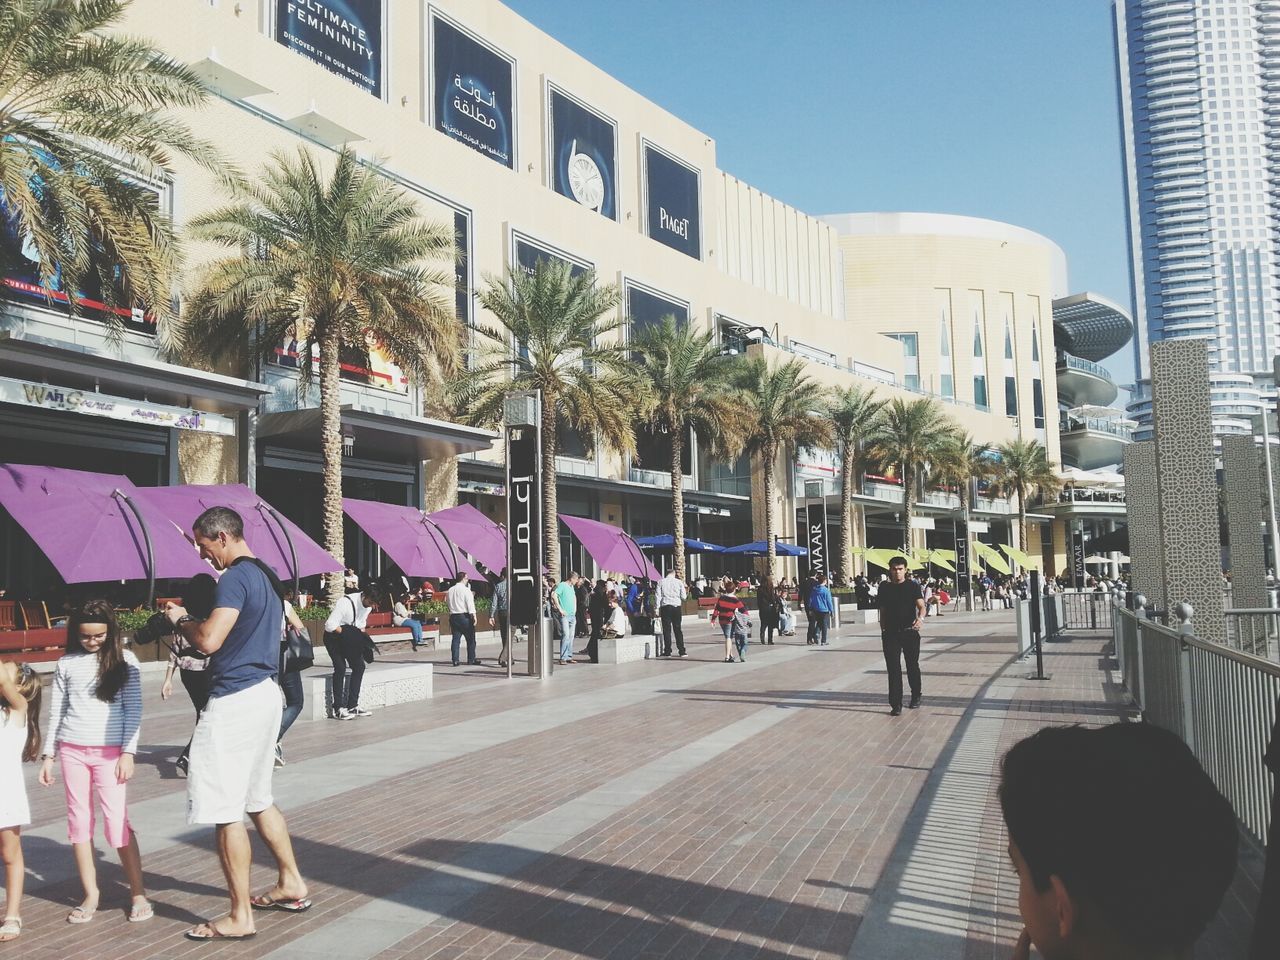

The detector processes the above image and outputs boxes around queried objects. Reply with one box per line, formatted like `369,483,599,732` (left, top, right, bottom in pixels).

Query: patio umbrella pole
259,502,301,598
420,516,462,578
112,489,155,608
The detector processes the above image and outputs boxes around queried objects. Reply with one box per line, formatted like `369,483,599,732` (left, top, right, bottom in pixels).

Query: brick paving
2,610,1261,958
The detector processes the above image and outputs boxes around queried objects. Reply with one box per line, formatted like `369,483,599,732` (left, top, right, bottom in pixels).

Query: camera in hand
132,574,218,646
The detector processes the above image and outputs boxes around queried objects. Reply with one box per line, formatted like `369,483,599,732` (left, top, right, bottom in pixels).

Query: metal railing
1059,414,1135,440
1113,604,1279,846
1057,354,1115,381
1224,608,1280,661
1062,590,1116,630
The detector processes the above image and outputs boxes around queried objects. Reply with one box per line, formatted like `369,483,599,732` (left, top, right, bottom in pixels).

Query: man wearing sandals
165,507,310,942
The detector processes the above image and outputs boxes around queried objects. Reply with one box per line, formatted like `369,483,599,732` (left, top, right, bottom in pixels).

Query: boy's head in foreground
999,723,1237,960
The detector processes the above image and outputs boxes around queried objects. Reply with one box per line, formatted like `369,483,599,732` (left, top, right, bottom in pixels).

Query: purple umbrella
137,484,340,590
343,497,482,581
559,515,660,580
0,464,210,594
427,503,508,573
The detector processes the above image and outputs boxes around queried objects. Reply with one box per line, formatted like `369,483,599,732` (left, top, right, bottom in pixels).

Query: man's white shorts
187,677,283,825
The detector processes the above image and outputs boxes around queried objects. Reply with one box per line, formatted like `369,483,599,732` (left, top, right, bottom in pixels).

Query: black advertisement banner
506,423,541,626
433,16,514,168
806,502,828,580
644,144,701,259
549,88,616,220
1071,527,1086,589
626,285,689,336
954,520,970,582
515,237,588,281
275,0,382,97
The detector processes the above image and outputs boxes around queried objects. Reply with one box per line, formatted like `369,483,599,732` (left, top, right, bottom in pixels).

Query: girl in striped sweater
39,601,151,925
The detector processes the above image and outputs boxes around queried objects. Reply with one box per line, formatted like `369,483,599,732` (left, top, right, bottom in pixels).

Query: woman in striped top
38,600,151,925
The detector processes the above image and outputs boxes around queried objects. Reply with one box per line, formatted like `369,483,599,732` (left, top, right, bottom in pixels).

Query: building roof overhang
1052,292,1135,362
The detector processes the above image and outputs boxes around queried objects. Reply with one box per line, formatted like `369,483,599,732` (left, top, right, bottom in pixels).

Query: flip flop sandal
129,901,154,922
185,922,257,942
250,895,313,913
66,906,95,924
0,917,21,941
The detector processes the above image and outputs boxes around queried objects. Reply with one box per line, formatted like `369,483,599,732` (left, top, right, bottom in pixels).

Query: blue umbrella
634,534,725,553
722,540,808,557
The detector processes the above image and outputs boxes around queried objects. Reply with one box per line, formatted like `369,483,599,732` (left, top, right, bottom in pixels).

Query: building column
1222,435,1268,609
1123,442,1165,613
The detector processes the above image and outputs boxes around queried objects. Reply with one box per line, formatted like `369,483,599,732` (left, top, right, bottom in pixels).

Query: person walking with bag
876,556,925,716
275,598,309,765
758,576,780,645
323,585,379,719
492,571,510,668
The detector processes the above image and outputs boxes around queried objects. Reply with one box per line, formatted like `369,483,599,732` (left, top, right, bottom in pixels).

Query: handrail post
1173,603,1196,749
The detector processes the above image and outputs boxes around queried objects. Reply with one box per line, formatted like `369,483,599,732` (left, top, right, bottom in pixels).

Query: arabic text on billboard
275,0,382,97
433,16,514,169
644,144,700,260
549,88,616,220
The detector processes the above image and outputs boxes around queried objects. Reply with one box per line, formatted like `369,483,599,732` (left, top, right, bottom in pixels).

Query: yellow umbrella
1001,543,1037,570
974,541,1012,575
864,548,901,570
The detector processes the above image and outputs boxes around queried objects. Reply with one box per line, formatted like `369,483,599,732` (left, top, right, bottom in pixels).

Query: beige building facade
0,0,1078,589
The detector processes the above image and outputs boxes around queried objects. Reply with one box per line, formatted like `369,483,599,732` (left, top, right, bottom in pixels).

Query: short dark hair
999,723,1236,952
193,506,244,541
889,556,908,568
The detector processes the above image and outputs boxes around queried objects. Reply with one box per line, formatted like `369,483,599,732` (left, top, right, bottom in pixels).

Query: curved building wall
822,213,1066,466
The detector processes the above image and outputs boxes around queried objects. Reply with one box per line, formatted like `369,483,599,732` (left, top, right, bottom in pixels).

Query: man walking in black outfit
876,556,925,716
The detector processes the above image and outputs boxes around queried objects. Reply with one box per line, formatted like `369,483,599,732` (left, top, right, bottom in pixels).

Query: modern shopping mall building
0,0,1132,588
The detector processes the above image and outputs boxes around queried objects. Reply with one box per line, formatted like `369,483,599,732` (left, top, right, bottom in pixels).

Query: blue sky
505,0,1134,383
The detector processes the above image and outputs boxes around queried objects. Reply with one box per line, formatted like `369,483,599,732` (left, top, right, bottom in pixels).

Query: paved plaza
6,611,1260,959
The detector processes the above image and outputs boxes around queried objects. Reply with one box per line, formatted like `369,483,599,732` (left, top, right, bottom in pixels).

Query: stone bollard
1174,602,1194,636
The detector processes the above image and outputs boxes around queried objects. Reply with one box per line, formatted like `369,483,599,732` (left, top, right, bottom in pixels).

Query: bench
0,628,66,664
299,660,434,720
596,632,653,664
843,608,881,625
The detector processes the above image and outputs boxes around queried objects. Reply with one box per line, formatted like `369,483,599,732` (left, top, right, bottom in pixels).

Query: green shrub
115,609,154,632
295,604,332,622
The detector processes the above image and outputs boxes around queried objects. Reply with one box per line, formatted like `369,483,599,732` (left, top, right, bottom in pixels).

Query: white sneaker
334,708,355,721
352,707,373,717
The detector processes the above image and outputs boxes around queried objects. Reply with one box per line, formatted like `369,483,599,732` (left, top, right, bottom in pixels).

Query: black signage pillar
954,518,971,611
1071,525,1086,590
806,502,828,580
505,394,543,676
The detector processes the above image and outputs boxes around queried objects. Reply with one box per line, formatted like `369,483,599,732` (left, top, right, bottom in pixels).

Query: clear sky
504,0,1134,384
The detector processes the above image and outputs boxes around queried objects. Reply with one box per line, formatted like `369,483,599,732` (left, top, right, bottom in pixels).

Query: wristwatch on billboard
567,139,605,212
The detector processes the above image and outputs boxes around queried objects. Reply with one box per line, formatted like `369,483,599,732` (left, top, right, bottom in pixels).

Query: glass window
1004,323,1014,360
1032,379,1045,429
1031,327,1040,362
1005,376,1018,418
973,375,988,409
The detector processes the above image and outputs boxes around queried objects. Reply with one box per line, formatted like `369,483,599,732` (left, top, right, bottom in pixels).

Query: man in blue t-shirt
165,506,310,942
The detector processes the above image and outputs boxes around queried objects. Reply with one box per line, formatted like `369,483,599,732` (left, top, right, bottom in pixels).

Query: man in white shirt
323,586,379,719
446,572,479,666
656,569,688,658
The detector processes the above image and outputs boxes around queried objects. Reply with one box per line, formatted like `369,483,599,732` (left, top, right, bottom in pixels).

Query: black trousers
178,668,212,762
881,629,922,710
660,605,685,655
326,632,366,711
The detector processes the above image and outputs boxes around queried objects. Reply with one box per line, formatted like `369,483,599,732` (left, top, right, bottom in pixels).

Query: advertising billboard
643,143,701,259
507,422,542,626
275,0,383,98
805,502,828,580
514,236,589,282
548,86,616,220
432,14,515,169
627,284,691,474
0,160,159,335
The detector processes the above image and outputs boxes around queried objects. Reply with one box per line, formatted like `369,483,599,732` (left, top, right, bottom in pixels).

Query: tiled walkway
4,609,1260,958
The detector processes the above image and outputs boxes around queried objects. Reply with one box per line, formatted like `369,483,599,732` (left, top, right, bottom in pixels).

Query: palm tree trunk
671,430,686,581
901,462,915,553
1017,484,1028,576
960,486,973,611
541,396,560,577
763,440,778,579
839,446,856,583
319,321,345,607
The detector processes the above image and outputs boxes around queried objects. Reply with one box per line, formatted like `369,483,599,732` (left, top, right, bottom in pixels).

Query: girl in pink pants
39,601,150,925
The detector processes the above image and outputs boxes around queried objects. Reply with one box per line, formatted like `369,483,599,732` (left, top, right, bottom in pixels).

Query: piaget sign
0,376,236,436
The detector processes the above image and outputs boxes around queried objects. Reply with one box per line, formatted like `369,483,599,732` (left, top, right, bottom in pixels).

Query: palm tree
0,0,223,346
933,431,996,606
468,260,642,576
631,316,741,579
824,385,887,583
181,147,460,603
868,397,960,552
732,356,833,577
991,438,1061,570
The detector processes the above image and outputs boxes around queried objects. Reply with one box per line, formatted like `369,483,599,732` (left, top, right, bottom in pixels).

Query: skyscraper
1115,0,1273,437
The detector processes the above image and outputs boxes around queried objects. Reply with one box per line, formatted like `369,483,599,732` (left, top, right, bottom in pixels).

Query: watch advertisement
515,237,588,282
549,88,616,220
275,0,383,98
433,15,515,169
643,144,701,259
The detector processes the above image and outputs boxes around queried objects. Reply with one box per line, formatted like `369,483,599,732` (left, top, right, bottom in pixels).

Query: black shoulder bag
231,556,314,672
